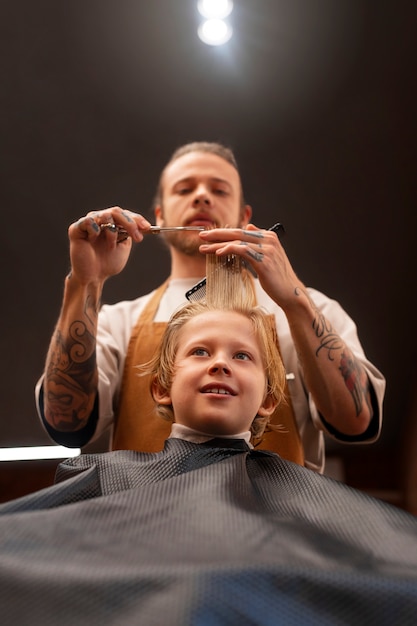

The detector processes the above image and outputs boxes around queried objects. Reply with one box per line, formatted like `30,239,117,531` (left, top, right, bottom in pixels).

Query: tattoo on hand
239,242,264,262
241,230,265,239
121,211,133,223
246,249,264,262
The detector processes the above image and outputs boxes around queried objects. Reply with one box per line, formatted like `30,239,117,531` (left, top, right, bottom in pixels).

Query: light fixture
197,0,233,46
197,0,233,20
198,18,233,46
0,446,81,462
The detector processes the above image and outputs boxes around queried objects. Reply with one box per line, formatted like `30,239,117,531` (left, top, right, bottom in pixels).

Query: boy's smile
200,384,236,396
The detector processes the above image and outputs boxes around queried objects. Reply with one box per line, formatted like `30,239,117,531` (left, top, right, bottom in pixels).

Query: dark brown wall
1,1,416,501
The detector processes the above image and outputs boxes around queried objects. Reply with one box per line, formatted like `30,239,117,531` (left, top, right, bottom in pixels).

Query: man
35,142,385,472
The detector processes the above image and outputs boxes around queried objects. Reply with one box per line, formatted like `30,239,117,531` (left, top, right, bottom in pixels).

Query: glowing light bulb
197,0,233,20
198,18,233,46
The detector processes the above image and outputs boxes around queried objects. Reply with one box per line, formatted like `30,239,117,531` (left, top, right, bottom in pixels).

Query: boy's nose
208,359,231,375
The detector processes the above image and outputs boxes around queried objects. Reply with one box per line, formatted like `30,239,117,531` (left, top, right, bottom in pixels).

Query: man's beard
160,231,202,256
158,213,243,256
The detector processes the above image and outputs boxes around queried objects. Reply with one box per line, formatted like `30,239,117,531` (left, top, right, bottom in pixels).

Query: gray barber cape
0,438,417,625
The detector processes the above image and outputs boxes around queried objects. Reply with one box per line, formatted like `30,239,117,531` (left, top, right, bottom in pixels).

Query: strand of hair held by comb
205,253,256,310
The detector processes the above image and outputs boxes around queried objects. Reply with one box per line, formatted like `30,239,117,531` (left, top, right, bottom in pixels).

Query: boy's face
154,311,276,436
154,152,252,254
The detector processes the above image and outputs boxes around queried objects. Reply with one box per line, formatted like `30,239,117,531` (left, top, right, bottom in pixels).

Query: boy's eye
178,188,191,195
234,352,251,361
192,348,209,357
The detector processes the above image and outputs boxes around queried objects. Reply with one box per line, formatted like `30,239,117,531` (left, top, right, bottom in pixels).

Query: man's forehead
163,151,239,185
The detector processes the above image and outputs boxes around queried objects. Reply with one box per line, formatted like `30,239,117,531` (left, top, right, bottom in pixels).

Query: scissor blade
149,226,205,233
100,223,205,242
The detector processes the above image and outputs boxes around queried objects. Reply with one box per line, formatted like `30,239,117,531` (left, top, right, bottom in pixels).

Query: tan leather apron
113,281,305,465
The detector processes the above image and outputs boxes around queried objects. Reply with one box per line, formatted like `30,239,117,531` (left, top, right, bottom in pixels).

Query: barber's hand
199,223,302,307
68,207,151,284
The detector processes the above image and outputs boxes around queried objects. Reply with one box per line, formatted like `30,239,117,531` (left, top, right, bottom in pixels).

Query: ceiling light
197,0,233,20
198,19,233,46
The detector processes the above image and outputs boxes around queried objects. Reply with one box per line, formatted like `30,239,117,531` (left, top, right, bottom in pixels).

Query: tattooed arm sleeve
42,274,102,432
285,285,375,437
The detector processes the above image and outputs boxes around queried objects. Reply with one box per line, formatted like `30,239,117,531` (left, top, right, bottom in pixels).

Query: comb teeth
185,279,207,302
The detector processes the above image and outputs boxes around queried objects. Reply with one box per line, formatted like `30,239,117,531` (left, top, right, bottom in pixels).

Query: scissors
100,223,205,243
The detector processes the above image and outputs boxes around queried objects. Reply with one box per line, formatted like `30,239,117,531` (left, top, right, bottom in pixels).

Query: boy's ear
151,379,172,406
257,394,278,418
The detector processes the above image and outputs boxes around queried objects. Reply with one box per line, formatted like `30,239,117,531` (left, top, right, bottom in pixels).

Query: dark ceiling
1,1,416,456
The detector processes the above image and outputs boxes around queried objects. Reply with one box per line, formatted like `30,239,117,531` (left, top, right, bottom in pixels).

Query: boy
148,299,285,447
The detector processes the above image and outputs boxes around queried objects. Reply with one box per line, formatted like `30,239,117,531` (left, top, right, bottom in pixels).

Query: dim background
1,1,416,498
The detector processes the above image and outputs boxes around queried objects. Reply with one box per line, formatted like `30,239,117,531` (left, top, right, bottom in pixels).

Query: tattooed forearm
48,322,96,378
315,332,345,361
45,321,97,430
295,286,343,360
44,291,100,431
294,286,371,418
339,348,371,417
